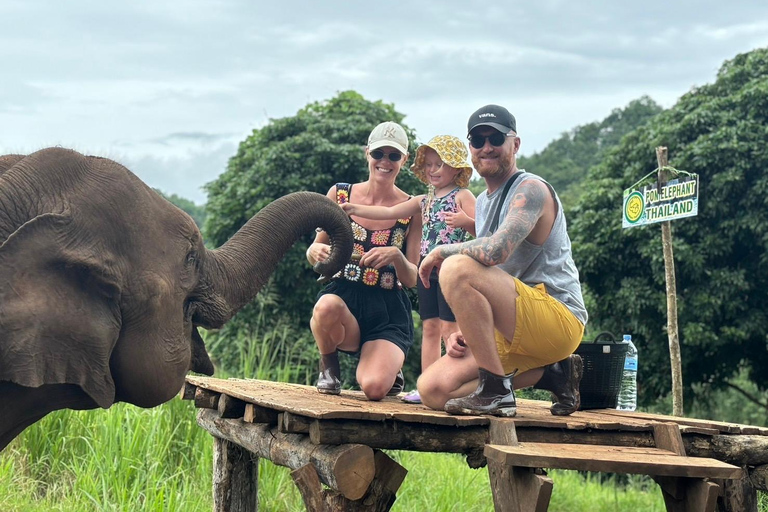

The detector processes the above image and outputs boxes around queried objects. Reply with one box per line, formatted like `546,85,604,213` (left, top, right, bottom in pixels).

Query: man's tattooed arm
434,179,548,266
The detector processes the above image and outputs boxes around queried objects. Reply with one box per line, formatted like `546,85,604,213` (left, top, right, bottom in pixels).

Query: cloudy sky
2,1,767,204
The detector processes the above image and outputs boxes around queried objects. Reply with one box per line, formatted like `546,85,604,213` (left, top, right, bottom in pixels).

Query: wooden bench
484,421,744,512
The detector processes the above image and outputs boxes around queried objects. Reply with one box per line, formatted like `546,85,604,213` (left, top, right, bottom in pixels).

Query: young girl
341,135,476,403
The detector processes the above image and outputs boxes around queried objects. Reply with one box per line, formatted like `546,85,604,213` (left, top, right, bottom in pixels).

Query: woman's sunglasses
370,149,403,162
468,132,515,149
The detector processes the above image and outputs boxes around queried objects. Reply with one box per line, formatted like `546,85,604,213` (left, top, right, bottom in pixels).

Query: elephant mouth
190,327,215,375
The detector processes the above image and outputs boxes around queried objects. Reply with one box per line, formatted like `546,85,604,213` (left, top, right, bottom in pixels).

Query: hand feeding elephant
0,147,353,451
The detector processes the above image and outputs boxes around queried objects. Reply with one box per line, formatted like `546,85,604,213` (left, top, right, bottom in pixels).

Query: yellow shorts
495,277,584,374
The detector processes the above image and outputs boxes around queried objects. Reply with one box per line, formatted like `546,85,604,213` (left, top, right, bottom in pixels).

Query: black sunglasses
468,132,515,149
370,149,403,162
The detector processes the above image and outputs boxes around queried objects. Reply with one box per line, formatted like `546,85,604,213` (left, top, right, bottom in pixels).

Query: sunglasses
468,132,515,149
370,149,403,162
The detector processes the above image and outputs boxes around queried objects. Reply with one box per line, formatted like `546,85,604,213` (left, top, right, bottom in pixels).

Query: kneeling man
417,105,588,417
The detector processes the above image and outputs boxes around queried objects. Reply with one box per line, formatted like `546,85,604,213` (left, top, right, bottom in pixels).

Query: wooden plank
595,408,768,435
484,443,744,479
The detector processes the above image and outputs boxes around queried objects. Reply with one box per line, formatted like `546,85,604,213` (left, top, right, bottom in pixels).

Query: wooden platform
184,376,768,511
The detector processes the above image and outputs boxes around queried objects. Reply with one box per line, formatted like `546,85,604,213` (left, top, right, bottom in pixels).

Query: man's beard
472,151,514,179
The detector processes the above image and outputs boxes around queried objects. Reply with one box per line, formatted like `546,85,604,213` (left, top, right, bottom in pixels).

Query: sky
2,1,767,204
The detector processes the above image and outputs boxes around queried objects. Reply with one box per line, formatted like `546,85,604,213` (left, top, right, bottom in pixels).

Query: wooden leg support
291,450,408,512
213,437,259,512
488,463,553,512
487,418,553,512
654,476,720,512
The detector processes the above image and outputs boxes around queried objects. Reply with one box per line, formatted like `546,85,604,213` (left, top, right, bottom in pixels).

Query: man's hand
445,331,468,358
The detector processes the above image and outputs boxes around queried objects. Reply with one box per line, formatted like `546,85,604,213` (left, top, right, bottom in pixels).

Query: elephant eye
185,251,198,266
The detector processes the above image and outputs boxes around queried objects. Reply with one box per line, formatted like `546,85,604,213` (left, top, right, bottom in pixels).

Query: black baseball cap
467,104,517,135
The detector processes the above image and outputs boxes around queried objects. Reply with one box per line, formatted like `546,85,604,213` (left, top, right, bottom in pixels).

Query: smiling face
469,126,520,180
366,145,406,181
422,147,460,191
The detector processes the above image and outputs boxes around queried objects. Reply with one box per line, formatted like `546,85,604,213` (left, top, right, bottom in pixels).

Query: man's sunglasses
468,132,515,149
370,149,403,162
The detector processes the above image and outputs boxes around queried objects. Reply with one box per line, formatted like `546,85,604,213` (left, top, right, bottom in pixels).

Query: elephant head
0,147,353,450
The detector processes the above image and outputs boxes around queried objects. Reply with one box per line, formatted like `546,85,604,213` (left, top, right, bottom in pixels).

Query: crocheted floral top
419,187,470,257
332,182,411,290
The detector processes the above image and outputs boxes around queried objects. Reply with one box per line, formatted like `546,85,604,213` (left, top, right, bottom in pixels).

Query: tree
570,48,768,407
518,96,663,208
202,91,423,371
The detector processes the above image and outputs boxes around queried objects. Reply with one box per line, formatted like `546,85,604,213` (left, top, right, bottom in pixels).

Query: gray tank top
475,171,588,325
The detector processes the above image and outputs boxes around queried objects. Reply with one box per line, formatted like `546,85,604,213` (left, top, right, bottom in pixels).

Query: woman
306,121,422,400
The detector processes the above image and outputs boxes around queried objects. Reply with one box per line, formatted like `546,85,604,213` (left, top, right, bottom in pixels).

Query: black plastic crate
575,334,628,410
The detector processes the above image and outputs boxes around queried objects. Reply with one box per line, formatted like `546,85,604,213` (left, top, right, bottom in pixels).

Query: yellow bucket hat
411,135,473,189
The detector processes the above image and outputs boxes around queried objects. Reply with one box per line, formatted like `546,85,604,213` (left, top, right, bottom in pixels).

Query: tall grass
2,322,766,510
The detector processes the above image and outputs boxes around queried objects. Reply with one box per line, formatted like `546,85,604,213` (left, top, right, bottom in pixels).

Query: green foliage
570,47,768,407
519,96,663,208
154,189,207,228
202,91,424,362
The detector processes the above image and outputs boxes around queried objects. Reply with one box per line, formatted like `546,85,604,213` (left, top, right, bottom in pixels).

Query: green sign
623,172,699,228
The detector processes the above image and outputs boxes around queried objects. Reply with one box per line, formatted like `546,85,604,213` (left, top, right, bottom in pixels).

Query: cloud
2,0,768,202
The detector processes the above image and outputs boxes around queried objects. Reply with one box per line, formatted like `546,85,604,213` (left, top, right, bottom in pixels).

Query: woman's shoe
401,389,422,404
316,352,341,395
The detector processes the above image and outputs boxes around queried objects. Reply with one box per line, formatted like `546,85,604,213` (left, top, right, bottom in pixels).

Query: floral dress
333,182,411,290
419,187,470,258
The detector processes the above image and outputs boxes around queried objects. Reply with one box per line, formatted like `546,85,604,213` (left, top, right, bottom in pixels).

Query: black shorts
317,279,414,357
417,267,456,322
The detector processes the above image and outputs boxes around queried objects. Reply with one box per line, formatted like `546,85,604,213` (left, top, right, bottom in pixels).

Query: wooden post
656,146,684,417
487,418,552,512
213,437,258,512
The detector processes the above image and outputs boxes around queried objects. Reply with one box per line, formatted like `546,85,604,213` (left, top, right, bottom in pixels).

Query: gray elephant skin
0,147,353,451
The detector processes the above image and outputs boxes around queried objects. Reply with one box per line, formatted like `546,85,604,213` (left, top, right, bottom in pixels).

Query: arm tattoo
435,180,547,266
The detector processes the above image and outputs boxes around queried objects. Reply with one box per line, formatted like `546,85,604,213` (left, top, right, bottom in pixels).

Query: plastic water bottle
617,334,638,411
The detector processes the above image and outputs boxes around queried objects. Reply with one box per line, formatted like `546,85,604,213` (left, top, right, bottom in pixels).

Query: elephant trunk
196,192,352,328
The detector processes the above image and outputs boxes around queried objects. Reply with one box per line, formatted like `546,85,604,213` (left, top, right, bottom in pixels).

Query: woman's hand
306,242,331,265
359,246,403,269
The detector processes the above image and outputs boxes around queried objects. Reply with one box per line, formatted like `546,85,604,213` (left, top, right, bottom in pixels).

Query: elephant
0,147,353,451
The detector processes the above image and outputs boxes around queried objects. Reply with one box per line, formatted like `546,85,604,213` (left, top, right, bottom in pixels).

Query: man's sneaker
444,368,517,417
402,389,422,404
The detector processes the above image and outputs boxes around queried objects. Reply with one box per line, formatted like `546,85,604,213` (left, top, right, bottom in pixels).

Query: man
416,105,588,417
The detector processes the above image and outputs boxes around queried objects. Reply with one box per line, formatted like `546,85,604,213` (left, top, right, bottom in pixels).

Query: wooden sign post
622,147,698,416
656,147,684,417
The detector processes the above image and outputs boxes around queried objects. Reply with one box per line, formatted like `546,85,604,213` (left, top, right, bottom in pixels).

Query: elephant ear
0,212,122,409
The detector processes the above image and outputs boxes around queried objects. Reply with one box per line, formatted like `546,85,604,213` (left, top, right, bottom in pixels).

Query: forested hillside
570,47,768,409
